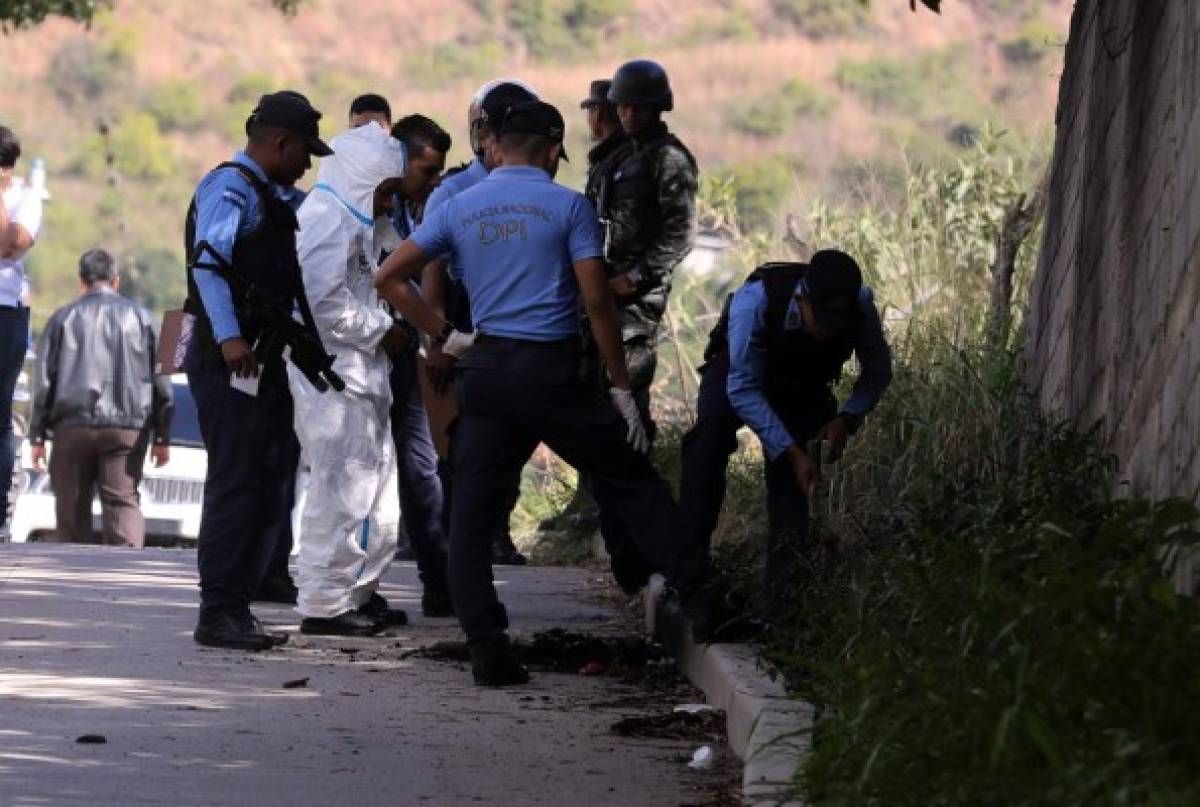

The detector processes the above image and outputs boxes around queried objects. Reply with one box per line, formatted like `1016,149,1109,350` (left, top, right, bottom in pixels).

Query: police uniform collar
487,165,552,181
232,151,270,185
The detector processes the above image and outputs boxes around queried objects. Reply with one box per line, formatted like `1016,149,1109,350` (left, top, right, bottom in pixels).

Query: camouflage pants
624,336,659,440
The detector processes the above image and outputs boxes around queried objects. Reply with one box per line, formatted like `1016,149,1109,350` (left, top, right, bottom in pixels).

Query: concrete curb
644,575,811,807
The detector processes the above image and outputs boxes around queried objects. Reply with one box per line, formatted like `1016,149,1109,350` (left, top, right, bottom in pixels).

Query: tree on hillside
0,0,304,30
1,0,938,30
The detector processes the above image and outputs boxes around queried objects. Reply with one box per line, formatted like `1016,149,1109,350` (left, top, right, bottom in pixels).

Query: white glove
610,388,650,454
442,329,477,360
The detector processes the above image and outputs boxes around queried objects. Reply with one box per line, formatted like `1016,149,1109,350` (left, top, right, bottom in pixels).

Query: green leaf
1149,579,1179,612
1022,712,1063,770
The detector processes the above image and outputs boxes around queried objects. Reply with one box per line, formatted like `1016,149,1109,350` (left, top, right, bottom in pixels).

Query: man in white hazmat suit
292,122,412,637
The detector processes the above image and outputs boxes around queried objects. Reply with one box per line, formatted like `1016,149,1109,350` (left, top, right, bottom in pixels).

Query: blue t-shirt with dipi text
411,165,604,342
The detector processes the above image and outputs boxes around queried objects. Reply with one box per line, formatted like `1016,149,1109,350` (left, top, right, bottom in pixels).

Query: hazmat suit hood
294,120,406,402
313,121,406,226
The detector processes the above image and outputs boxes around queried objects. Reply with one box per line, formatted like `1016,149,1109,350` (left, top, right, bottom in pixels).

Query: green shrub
676,6,757,45
779,327,1200,805
48,34,134,108
712,156,802,232
734,77,836,137
772,0,871,39
509,0,572,59
563,0,631,32
677,140,1200,805
406,39,504,88
76,112,174,181
222,72,277,140
122,246,186,314
227,71,276,105
1002,14,1060,65
146,79,206,132
508,0,631,59
24,199,104,328
835,56,923,111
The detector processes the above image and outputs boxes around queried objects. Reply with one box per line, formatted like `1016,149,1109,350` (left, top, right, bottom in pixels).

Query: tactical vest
706,262,858,406
603,127,697,260
584,132,629,211
183,162,302,369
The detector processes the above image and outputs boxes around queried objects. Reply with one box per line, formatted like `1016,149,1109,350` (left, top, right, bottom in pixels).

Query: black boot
683,586,749,644
243,612,289,647
300,610,385,637
492,535,528,566
469,637,530,687
357,592,408,627
194,610,275,651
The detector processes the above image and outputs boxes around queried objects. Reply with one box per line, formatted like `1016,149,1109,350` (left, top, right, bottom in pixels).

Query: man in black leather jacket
30,248,173,547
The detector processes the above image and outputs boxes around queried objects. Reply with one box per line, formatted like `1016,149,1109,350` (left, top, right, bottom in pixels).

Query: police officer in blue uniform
185,91,333,651
376,101,716,686
678,250,893,603
421,79,538,567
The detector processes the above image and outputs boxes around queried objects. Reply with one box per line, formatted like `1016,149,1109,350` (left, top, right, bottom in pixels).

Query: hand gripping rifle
190,241,346,393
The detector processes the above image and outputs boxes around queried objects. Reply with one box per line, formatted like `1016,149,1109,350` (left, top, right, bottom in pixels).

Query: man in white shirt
0,126,43,537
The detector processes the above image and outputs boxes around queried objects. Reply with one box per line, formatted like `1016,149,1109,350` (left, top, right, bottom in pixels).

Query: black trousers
189,364,300,618
594,334,659,571
449,338,707,644
678,353,834,601
389,349,448,588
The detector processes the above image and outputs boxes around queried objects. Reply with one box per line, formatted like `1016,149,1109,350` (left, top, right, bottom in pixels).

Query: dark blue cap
245,90,333,156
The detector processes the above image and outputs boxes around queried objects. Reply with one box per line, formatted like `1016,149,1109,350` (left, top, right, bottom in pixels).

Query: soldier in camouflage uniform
596,60,698,432
589,60,700,594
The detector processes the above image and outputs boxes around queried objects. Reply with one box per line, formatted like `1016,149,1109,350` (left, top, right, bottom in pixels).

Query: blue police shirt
191,152,305,343
422,157,489,281
726,280,892,461
411,165,604,342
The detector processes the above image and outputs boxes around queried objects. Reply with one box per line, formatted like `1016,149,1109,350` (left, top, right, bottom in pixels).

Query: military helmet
468,78,539,155
607,60,673,112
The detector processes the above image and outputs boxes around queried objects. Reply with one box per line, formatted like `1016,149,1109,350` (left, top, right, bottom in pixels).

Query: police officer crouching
678,251,892,604
184,91,337,651
375,101,717,686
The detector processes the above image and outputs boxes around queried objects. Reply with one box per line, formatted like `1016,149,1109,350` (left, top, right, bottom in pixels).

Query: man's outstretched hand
787,444,821,500
812,415,852,463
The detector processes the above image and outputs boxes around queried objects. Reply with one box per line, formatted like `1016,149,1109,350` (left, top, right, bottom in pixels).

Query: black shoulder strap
442,161,472,180
185,162,267,273
643,133,698,173
701,262,803,361
753,262,806,335
213,161,272,204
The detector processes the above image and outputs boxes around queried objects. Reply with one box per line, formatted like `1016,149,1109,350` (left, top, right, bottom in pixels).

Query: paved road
0,545,724,807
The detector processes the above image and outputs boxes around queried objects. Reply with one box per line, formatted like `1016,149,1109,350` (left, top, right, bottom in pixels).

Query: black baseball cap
803,250,864,334
499,100,570,162
580,79,613,109
245,90,333,156
481,82,538,125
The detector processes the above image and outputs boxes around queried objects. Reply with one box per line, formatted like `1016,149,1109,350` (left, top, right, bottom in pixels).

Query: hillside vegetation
0,0,1068,323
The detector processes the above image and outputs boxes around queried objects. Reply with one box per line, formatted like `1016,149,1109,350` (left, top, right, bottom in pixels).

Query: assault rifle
190,241,345,393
